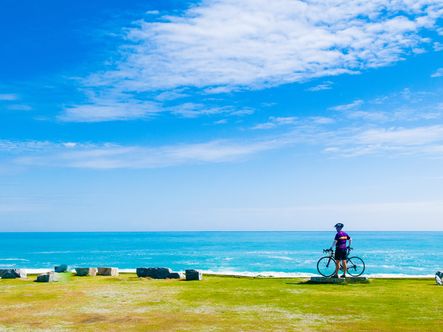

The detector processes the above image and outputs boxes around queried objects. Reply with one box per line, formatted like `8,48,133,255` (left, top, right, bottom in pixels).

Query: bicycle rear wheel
317,256,336,277
346,256,365,276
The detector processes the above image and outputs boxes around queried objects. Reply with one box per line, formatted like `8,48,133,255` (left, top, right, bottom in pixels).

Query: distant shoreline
20,268,436,279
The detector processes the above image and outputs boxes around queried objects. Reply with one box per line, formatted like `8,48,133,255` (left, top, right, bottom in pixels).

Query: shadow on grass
285,281,347,286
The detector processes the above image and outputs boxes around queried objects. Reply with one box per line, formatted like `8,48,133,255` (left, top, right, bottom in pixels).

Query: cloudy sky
1,0,443,231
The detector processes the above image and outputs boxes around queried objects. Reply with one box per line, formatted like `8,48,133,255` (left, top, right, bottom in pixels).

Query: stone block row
74,267,119,276
1,267,201,281
136,267,202,280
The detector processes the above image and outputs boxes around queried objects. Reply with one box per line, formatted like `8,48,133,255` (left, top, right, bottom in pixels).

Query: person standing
330,223,352,278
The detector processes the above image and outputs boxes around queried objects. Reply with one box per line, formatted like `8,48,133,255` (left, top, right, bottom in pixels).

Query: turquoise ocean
0,232,442,276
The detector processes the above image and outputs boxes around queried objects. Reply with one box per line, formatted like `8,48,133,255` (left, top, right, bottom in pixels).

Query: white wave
119,269,136,273
0,258,29,261
266,256,294,261
33,251,76,254
18,268,440,278
363,250,408,254
366,273,435,278
23,268,53,274
201,270,317,278
203,271,438,278
402,266,427,271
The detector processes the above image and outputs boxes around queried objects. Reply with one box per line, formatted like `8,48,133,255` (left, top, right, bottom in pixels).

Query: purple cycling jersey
335,231,350,249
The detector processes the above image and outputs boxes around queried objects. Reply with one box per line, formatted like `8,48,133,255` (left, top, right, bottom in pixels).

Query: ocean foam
20,268,436,278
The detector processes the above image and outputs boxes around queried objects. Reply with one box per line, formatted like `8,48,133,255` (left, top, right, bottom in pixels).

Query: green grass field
0,274,441,331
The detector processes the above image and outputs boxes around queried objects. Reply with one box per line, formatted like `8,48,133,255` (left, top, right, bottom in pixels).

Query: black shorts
335,248,347,260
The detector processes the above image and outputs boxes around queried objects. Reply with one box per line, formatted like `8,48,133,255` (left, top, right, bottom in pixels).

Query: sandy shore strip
18,268,436,278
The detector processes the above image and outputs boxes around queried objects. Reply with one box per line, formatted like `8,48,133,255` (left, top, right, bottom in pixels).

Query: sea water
0,232,442,276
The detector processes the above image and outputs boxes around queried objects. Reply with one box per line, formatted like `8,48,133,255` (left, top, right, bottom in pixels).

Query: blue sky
1,0,443,231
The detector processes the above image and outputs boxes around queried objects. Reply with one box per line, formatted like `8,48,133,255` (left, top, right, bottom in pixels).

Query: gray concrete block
136,267,172,279
54,264,68,273
0,269,27,279
168,272,185,279
75,267,97,276
36,272,58,282
185,269,203,281
97,267,119,276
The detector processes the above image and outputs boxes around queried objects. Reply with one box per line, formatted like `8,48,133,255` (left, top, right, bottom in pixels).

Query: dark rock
168,272,185,279
185,269,203,281
97,267,119,276
136,267,172,279
75,268,97,276
35,272,57,282
136,268,146,277
436,271,443,285
54,264,68,273
0,269,27,279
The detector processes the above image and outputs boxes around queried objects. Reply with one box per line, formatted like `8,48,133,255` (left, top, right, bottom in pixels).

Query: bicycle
316,248,365,277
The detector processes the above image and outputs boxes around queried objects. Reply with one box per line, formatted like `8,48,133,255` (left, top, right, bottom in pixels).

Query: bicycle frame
317,248,365,277
324,250,346,271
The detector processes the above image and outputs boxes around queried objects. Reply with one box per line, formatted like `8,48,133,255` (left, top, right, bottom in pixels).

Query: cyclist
330,223,352,278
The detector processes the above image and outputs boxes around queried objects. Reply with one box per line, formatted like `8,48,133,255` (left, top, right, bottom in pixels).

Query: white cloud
145,10,160,15
252,116,297,130
0,94,18,101
155,89,188,101
341,88,443,122
99,0,443,91
3,121,443,170
0,140,53,152
169,103,254,118
309,116,335,125
252,123,277,130
65,0,443,122
63,142,77,148
214,119,228,125
317,88,443,156
60,101,160,122
346,111,388,122
357,125,443,146
5,85,443,168
203,86,236,94
2,138,290,170
322,124,443,157
306,81,334,92
433,42,443,51
330,99,363,111
431,68,443,78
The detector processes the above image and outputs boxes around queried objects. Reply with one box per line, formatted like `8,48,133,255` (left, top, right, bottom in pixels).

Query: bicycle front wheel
346,256,365,276
317,256,337,277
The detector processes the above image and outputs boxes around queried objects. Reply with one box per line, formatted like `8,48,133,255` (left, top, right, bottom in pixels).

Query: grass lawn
0,274,441,331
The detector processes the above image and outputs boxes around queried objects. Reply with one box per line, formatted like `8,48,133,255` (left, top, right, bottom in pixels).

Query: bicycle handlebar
323,247,353,253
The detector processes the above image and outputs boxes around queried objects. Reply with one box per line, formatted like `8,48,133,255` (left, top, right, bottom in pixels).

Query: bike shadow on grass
285,277,369,286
